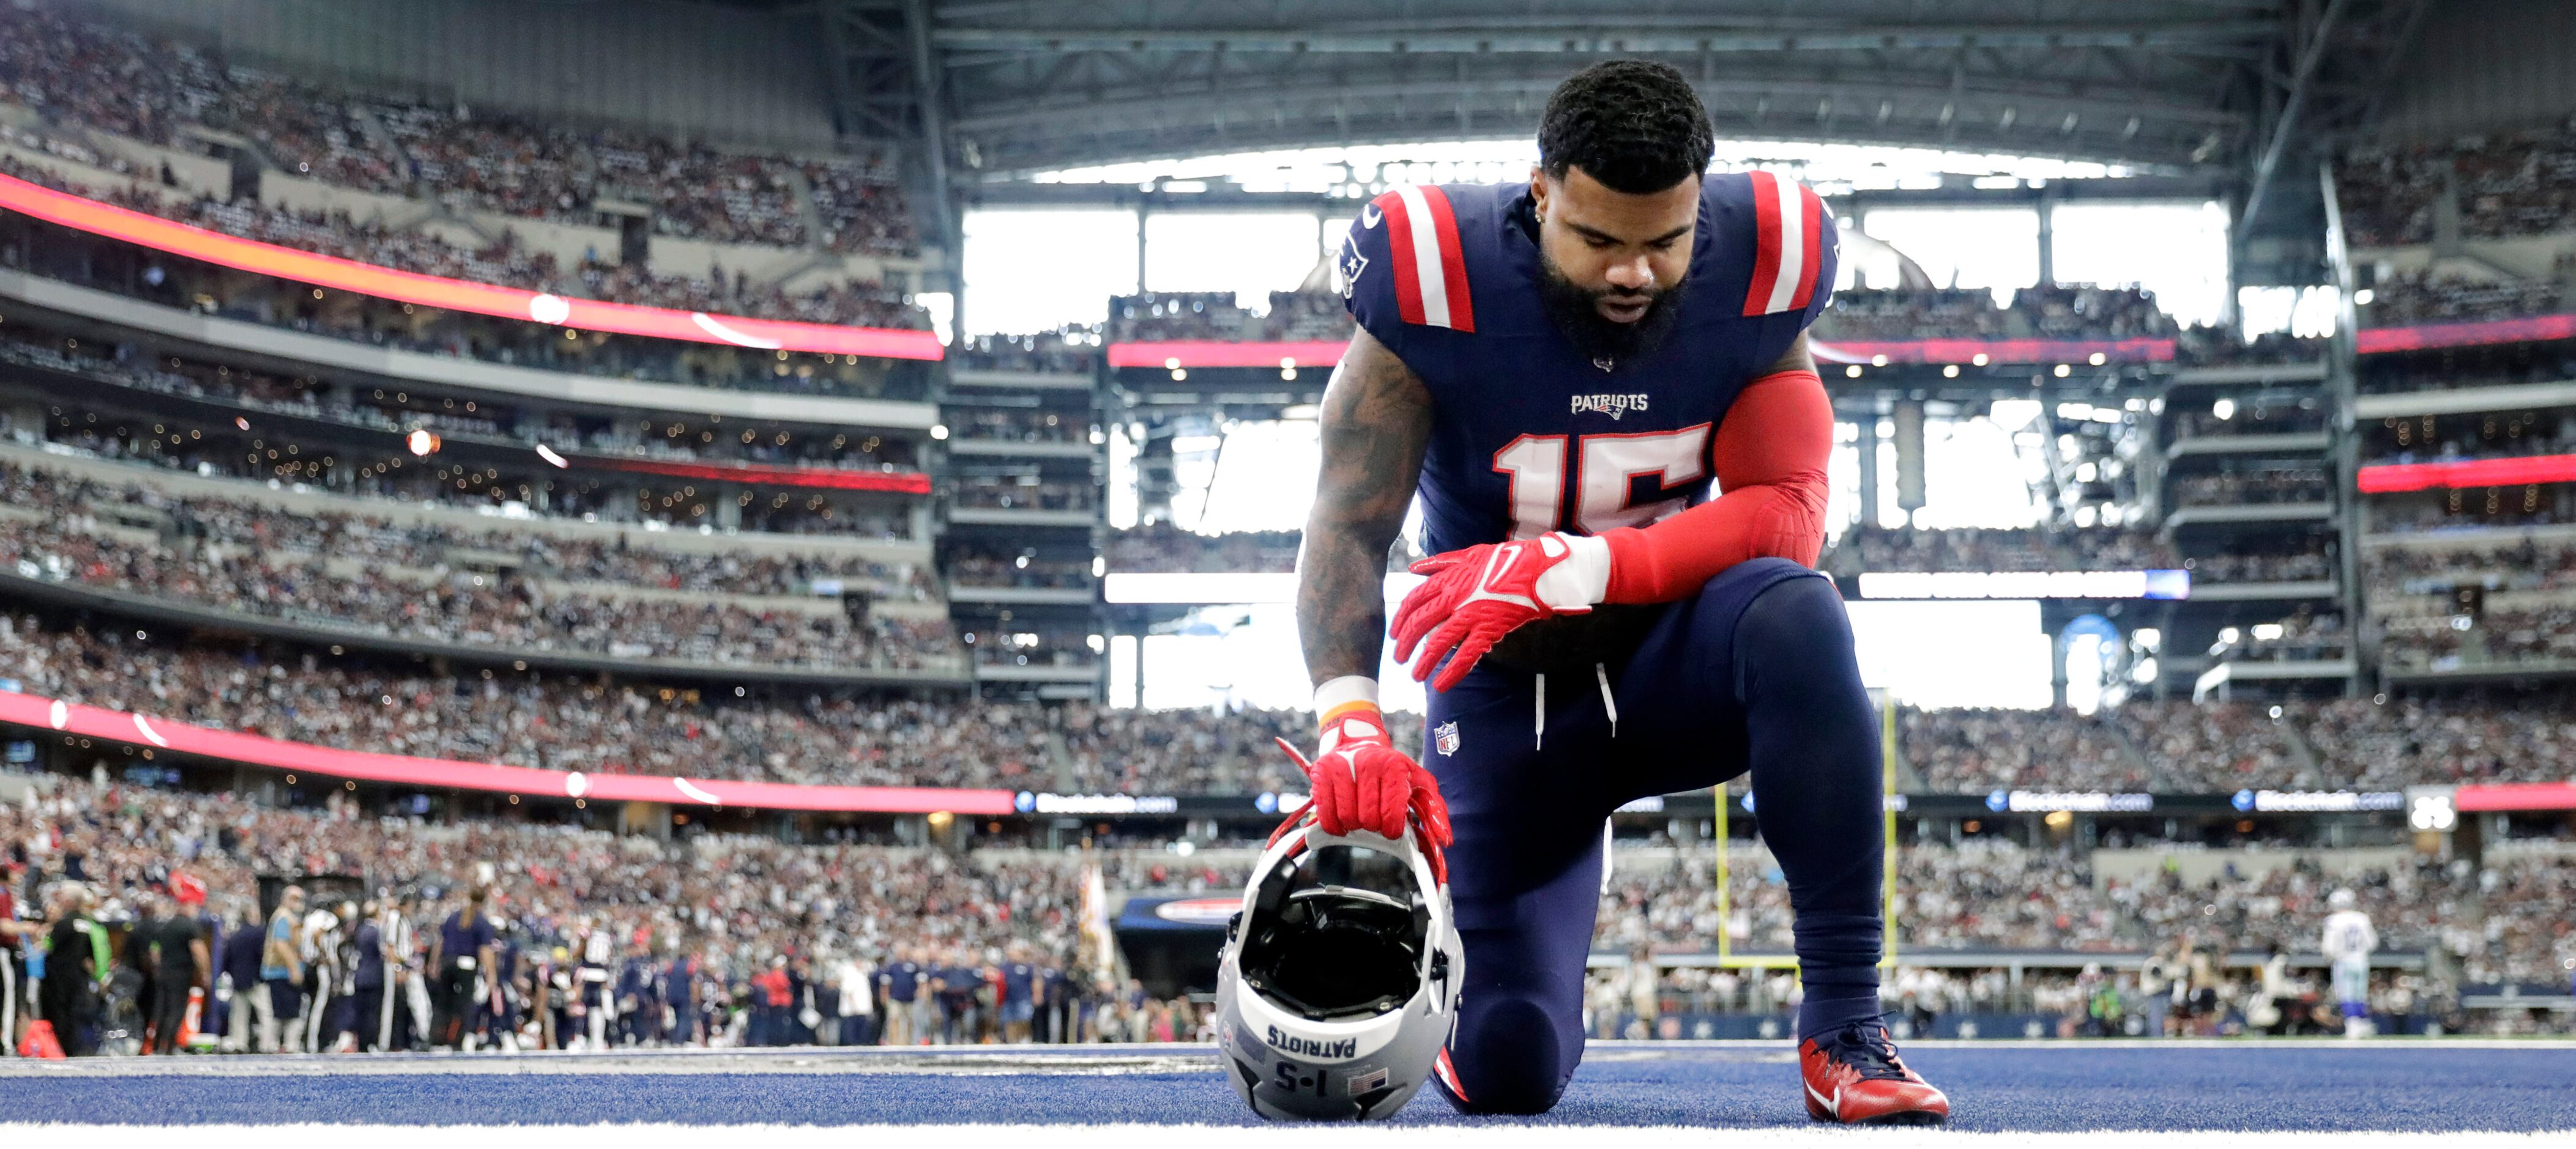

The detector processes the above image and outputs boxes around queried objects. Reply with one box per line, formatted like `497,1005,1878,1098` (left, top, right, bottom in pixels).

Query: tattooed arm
1297,327,1433,686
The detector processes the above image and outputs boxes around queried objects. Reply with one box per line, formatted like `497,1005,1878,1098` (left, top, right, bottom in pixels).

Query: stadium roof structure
884,2,2425,181
772,0,2429,271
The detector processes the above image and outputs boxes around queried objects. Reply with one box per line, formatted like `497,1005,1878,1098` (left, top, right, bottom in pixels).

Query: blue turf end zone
1,1042,2570,1131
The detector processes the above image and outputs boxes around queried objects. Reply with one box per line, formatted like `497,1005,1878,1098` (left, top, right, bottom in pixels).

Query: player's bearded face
1533,167,1698,362
1537,246,1688,362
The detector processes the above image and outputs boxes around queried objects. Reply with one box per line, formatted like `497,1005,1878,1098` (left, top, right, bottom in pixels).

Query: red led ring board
0,173,945,361
584,456,934,493
2357,453,2576,494
2356,313,2576,355
0,688,1013,815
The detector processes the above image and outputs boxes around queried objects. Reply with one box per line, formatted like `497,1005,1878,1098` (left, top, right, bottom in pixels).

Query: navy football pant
1423,558,1885,1115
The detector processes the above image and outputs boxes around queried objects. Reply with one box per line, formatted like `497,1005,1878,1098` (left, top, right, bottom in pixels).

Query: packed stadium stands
1104,524,1300,574
1109,291,1352,344
1813,285,2178,342
947,331,1101,375
0,455,956,674
0,6,918,258
0,210,934,400
0,153,923,330
2340,116,2576,248
8,767,2569,1055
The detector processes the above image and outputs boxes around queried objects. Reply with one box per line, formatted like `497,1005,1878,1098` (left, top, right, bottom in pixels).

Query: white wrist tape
1532,532,1612,611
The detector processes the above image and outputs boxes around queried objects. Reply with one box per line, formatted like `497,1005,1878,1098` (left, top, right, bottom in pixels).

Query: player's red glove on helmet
1275,701,1451,883
1392,531,1610,692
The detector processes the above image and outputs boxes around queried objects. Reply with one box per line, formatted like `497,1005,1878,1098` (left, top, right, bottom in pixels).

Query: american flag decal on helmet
1371,185,1476,332
1741,170,1826,317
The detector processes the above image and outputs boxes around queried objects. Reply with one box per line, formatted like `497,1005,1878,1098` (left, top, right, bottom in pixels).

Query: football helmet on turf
1213,817,1462,1121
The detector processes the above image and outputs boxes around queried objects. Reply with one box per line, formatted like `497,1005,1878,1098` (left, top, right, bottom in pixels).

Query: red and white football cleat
1798,1023,1951,1125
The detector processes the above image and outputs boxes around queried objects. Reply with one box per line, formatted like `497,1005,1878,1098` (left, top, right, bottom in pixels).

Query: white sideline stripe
1391,184,1451,329
0,1126,2560,1148
1765,174,1806,316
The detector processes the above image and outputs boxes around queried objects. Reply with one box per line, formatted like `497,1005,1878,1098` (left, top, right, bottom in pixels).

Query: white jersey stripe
1764,175,1806,315
1392,184,1452,329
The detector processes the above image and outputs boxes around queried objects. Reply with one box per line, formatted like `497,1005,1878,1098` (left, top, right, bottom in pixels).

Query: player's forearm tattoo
1298,330,1431,686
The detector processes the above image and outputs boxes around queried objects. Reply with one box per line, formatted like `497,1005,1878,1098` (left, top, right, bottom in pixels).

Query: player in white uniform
2320,888,2379,1038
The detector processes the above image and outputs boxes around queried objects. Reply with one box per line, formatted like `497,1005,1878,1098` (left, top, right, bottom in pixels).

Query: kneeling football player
1290,59,1949,1125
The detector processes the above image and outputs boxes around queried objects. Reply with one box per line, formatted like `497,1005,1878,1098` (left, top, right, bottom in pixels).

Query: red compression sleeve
1598,368,1831,604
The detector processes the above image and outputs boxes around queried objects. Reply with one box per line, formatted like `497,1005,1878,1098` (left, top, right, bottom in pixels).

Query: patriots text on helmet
1266,1025,1358,1060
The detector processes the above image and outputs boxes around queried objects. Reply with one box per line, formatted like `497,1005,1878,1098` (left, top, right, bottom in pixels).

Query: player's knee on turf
1442,994,1574,1115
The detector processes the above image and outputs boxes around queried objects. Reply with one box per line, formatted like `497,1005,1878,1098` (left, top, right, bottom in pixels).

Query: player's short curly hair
1537,60,1714,195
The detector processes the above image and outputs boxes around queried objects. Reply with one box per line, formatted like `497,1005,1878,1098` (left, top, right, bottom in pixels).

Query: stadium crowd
949,410,1095,445
2172,401,2328,439
1596,842,2576,1033
1109,291,1353,344
2340,116,2576,248
17,582,2576,796
2361,269,2576,329
0,210,934,401
10,768,2567,1060
2362,407,2576,466
0,7,917,257
2170,468,2334,507
1909,690,2576,791
2356,342,2576,396
0,463,957,673
0,613,1319,792
944,544,1093,590
0,151,923,330
0,326,926,482
1812,285,2178,342
0,778,1169,1056
1,458,929,600
950,480,1096,514
2173,331,2329,368
1104,524,1301,574
1820,526,2180,574
947,331,1101,375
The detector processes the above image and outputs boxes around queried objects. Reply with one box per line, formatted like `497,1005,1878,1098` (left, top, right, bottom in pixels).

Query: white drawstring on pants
1533,673,1546,750
1536,665,1621,749
1595,663,1618,737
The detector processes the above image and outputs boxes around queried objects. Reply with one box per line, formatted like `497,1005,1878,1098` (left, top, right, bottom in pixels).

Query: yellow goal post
1711,687,1900,972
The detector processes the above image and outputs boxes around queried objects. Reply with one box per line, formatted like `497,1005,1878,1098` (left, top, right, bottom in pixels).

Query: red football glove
1275,704,1450,883
1392,531,1609,692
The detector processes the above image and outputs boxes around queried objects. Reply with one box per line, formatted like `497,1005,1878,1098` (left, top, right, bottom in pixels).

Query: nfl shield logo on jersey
1434,721,1461,756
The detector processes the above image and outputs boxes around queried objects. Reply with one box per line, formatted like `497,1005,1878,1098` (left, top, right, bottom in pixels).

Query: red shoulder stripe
1742,171,1786,317
1416,185,1476,333
1373,190,1426,326
1788,184,1824,312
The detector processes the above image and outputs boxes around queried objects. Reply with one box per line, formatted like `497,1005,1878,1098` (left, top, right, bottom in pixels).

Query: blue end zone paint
4,1044,2572,1131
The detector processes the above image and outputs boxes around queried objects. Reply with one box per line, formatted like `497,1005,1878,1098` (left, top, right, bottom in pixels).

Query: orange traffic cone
19,1019,65,1059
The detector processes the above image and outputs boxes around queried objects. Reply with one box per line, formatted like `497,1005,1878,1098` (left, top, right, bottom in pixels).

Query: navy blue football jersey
1337,173,1837,556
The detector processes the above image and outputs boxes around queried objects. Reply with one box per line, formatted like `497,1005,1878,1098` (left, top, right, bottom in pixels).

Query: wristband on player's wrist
1314,674,1388,753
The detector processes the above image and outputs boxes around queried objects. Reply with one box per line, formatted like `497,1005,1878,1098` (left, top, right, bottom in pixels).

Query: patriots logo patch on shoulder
1335,233,1369,300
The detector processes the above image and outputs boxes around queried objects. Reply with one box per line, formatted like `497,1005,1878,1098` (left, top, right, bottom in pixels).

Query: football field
2,1039,2570,1144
